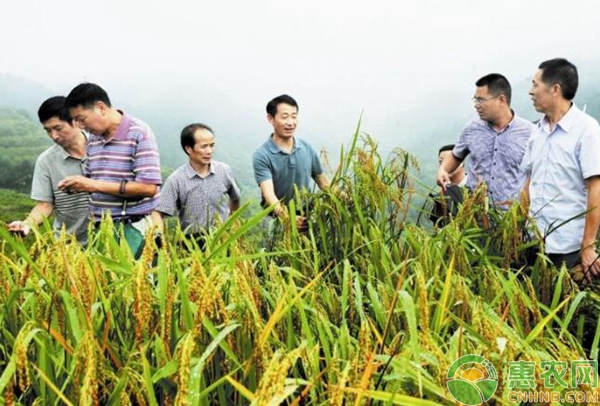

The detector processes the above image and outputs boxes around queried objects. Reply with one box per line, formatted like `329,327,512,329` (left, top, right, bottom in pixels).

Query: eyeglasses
472,95,501,105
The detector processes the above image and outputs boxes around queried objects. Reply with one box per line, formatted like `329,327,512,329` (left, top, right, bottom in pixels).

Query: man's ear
552,83,562,98
184,145,193,155
95,101,108,114
267,114,274,125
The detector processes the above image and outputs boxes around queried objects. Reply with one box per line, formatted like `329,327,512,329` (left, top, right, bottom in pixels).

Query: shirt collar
539,103,578,133
185,161,215,179
506,110,518,128
59,131,88,160
267,134,300,154
486,109,518,132
111,110,131,141
556,103,578,133
60,147,70,160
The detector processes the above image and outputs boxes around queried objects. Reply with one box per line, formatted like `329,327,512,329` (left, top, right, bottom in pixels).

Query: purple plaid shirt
453,112,533,205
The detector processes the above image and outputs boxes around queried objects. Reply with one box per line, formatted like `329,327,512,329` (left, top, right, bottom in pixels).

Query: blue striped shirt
453,113,534,205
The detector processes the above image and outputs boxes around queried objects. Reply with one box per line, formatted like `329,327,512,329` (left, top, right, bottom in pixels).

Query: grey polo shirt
31,143,90,245
252,135,323,205
156,161,241,234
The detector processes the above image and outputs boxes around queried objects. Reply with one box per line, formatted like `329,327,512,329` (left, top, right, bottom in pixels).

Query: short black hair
266,94,298,117
438,144,455,154
538,58,579,100
37,96,73,124
180,123,214,155
475,73,512,105
65,83,112,109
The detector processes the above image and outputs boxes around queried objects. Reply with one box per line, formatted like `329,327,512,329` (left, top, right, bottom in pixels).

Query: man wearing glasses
437,74,534,208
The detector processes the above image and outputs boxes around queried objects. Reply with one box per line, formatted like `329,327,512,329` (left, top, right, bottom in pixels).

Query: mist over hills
1,66,599,202
0,74,52,114
0,107,49,192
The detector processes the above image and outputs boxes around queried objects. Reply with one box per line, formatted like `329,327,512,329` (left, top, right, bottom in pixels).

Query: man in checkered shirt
152,123,241,245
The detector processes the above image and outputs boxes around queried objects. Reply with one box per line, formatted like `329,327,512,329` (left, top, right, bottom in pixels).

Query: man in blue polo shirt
253,94,329,228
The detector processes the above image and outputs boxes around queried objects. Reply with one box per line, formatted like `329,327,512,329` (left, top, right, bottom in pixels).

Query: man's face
529,69,554,114
438,150,452,166
70,102,108,135
186,128,215,167
42,117,80,147
268,103,297,139
473,85,502,122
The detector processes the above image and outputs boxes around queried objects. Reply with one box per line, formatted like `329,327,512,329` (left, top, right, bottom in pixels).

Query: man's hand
274,207,308,233
296,216,308,233
581,246,600,283
58,176,95,193
7,221,31,236
436,168,451,192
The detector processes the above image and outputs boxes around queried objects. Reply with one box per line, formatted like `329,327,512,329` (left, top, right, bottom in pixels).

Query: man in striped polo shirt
58,83,162,256
151,123,241,249
8,96,90,245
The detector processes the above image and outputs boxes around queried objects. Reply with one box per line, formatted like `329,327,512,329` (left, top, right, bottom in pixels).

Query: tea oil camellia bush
1,126,600,405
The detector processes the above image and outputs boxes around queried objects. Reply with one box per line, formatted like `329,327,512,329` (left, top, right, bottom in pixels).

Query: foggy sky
1,0,599,163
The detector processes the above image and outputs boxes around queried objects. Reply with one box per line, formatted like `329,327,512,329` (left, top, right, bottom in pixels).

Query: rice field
1,130,599,405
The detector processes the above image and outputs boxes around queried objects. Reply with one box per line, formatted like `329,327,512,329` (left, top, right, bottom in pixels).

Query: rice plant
1,127,599,405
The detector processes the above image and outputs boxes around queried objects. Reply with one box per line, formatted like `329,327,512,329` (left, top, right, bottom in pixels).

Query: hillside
0,108,50,192
0,188,35,224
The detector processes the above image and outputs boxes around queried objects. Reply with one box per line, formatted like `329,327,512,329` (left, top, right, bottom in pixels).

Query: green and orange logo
447,354,499,405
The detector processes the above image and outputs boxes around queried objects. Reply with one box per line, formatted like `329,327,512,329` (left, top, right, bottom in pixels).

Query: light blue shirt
522,104,600,253
453,112,533,205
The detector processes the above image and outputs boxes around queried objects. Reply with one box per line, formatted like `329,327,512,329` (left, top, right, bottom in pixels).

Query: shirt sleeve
452,124,471,161
155,175,178,216
309,144,324,177
520,135,534,177
579,120,600,179
82,155,91,177
226,166,242,202
30,155,54,203
133,130,162,185
253,149,273,185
